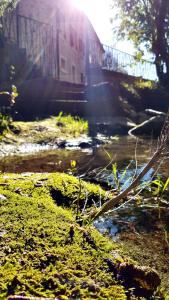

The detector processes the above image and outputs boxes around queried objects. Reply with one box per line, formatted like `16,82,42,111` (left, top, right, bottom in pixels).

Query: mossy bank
0,173,163,299
0,114,88,145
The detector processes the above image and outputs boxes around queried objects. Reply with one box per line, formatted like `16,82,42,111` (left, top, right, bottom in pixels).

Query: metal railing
17,15,58,78
102,44,158,81
1,13,59,78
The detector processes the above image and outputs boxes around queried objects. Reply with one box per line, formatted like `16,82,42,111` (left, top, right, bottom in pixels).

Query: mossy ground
1,115,88,145
0,172,129,299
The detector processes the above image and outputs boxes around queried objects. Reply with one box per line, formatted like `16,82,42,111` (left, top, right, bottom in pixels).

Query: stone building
1,0,104,84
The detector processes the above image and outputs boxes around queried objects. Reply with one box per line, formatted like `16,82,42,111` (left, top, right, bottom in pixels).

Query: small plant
111,161,134,193
0,113,11,134
150,176,169,198
0,85,18,135
0,84,18,105
56,113,88,137
147,176,169,218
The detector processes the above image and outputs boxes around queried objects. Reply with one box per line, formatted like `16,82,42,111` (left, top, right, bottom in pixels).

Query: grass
0,114,12,137
56,113,88,138
2,114,88,145
0,172,127,299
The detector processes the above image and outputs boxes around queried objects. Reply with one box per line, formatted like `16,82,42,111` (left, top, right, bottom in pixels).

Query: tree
112,0,169,87
0,0,18,16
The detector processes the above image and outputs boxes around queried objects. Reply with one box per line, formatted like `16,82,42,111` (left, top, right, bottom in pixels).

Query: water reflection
0,136,168,177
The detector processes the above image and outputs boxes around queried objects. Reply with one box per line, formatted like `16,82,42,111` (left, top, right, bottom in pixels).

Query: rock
0,194,7,201
104,258,161,298
92,117,135,136
57,140,66,148
58,138,93,149
137,111,150,123
118,262,161,297
79,142,92,148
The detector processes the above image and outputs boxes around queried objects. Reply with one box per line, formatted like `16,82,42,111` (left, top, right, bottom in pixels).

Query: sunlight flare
72,0,113,44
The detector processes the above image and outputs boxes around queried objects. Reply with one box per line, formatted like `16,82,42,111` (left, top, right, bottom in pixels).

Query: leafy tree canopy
112,0,169,87
0,0,18,16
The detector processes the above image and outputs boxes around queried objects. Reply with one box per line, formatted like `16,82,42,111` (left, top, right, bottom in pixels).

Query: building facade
1,0,104,84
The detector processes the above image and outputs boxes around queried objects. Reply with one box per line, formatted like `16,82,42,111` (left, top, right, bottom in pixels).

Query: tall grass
56,112,88,137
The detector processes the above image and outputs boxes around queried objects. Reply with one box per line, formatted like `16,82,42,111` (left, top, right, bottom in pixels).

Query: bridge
102,45,157,81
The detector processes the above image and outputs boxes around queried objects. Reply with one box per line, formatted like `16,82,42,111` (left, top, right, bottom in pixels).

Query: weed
0,85,18,136
56,113,88,137
0,113,11,134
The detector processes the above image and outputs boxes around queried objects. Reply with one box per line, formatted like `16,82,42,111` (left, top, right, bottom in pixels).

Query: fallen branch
86,111,169,221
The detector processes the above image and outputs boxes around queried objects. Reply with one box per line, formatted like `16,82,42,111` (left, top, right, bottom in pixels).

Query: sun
72,0,113,45
72,0,94,15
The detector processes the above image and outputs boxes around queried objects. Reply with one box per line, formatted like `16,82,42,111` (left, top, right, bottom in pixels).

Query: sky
72,0,135,55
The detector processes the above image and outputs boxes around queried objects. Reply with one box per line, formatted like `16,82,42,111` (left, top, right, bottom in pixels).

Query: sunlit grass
5,114,89,144
56,113,88,137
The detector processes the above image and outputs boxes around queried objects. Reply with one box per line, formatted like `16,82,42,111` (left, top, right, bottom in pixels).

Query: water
0,136,168,177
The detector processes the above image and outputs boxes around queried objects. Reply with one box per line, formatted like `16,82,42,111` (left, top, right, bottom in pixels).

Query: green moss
0,172,127,299
3,114,88,145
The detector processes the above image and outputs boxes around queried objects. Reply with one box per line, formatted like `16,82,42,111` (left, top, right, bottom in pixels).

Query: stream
0,135,168,176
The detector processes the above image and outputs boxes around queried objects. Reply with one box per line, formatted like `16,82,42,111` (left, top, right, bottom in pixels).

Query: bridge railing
1,11,158,82
102,44,158,81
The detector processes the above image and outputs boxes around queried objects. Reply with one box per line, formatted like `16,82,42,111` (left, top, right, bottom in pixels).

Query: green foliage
134,79,156,90
0,0,19,16
0,113,11,134
112,0,169,87
122,79,157,103
56,113,88,137
11,84,18,103
0,85,18,105
111,162,133,192
0,172,126,299
149,176,169,198
0,85,18,136
112,162,120,192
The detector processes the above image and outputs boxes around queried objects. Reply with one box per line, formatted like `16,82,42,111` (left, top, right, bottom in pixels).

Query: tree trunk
153,0,169,88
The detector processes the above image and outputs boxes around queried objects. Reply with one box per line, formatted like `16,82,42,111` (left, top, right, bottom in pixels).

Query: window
79,38,84,55
61,57,66,70
60,12,66,39
79,38,83,51
70,27,78,49
70,26,74,47
74,31,78,50
72,65,75,82
81,73,84,83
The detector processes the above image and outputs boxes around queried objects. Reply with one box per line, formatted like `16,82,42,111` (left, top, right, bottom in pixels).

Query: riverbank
2,115,88,145
0,115,92,156
0,172,164,299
